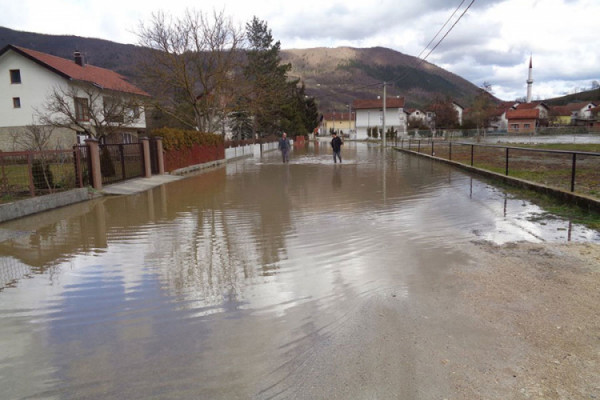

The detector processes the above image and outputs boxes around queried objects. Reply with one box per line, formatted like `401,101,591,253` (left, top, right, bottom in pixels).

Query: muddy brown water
0,142,598,399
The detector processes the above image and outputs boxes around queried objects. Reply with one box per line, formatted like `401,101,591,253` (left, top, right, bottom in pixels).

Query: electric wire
314,0,476,106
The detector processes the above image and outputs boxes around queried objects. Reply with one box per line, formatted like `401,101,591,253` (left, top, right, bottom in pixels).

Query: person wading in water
278,132,291,163
331,132,343,163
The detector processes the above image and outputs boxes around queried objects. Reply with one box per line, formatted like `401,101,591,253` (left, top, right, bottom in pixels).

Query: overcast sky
1,0,598,101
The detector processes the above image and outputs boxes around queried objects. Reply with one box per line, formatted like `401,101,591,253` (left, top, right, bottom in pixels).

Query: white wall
0,49,146,136
355,108,407,139
0,51,70,127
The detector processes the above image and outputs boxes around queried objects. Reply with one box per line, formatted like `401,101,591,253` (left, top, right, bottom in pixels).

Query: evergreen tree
244,17,292,137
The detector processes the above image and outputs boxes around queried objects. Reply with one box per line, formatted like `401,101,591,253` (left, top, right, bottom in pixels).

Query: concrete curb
0,188,101,224
170,159,226,176
394,147,600,212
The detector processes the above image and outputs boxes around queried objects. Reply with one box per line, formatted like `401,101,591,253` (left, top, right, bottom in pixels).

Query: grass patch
488,179,600,230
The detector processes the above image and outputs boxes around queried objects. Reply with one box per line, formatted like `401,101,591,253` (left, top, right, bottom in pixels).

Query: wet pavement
0,142,599,399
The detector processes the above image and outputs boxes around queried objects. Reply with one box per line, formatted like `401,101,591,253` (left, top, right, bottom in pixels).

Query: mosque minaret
526,55,533,103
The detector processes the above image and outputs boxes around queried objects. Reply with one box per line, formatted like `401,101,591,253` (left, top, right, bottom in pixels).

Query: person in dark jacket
331,132,343,163
278,132,291,163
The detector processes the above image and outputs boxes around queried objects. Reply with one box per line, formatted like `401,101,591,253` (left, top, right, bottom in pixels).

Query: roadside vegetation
400,139,600,224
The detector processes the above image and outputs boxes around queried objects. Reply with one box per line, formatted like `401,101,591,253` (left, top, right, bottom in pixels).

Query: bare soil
453,240,600,399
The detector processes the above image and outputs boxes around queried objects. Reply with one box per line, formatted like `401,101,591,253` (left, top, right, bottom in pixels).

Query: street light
346,104,351,138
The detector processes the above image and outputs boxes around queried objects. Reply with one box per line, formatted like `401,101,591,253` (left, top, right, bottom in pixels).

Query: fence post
571,153,577,192
73,145,83,188
85,138,102,190
417,140,421,153
470,144,474,166
431,140,434,156
119,144,126,180
449,142,452,160
505,148,509,175
155,137,165,175
140,138,152,178
27,153,35,197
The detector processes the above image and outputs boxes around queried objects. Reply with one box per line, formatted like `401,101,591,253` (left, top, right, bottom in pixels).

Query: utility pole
347,104,351,137
382,82,387,148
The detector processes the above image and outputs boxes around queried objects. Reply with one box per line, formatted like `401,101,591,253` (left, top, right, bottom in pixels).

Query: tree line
137,10,319,140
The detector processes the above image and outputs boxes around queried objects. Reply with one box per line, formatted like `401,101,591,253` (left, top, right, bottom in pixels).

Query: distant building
0,44,149,151
549,102,598,126
352,97,406,140
321,111,355,136
516,101,549,126
506,108,539,134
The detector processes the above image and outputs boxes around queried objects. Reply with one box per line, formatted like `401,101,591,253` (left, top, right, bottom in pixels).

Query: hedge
150,128,223,151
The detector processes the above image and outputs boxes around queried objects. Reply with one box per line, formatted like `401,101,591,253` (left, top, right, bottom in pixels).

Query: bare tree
137,9,245,133
469,84,497,140
10,123,57,151
38,83,144,141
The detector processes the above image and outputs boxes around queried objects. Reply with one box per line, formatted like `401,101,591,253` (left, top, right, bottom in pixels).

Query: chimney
74,51,84,66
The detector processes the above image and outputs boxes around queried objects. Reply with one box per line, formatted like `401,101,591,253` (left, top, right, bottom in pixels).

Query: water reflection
0,143,598,398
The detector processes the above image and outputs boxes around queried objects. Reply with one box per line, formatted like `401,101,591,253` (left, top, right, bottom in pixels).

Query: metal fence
399,138,600,198
0,147,88,203
98,143,145,185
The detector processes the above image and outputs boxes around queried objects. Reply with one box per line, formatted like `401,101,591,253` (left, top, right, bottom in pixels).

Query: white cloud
1,0,598,101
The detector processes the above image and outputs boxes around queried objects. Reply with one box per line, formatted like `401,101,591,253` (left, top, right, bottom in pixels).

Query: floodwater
0,142,598,399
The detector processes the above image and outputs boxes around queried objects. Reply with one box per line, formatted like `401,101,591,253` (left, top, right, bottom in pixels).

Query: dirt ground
452,240,600,399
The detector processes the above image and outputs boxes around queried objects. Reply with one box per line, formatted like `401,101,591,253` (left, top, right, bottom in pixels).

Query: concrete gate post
140,137,152,178
85,138,102,190
154,137,165,175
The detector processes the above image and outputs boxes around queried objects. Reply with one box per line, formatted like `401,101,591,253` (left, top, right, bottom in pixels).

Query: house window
10,69,21,84
12,97,21,108
131,106,140,119
510,124,519,130
74,97,90,121
122,133,135,144
524,123,531,129
76,132,90,144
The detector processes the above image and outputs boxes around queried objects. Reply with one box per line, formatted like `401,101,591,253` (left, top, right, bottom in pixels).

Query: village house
321,111,355,137
0,44,149,151
506,108,539,134
515,101,549,123
406,108,427,130
591,105,600,131
352,97,406,140
549,101,598,127
452,102,464,126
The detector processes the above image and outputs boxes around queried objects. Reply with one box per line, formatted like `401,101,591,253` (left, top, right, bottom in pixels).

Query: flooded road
1,142,598,399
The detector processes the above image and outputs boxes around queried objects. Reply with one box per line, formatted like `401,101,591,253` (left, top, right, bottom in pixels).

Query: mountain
1,26,486,111
282,46,485,110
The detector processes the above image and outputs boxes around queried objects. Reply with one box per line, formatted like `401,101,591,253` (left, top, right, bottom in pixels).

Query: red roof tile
3,45,149,97
353,97,405,109
506,109,539,120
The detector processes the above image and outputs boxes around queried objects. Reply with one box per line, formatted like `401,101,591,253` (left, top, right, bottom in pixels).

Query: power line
314,0,477,105
388,0,476,90
417,0,467,60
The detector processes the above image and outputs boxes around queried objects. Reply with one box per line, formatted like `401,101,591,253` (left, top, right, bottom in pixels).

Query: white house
452,102,464,126
352,97,406,140
0,44,149,151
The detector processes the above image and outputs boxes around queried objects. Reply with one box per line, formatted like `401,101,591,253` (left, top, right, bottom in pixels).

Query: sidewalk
102,174,184,195
0,174,184,224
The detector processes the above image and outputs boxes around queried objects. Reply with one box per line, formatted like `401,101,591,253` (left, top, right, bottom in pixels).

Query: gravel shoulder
452,240,600,399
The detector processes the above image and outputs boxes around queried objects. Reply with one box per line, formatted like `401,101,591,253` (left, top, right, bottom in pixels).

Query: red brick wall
507,118,537,134
164,144,224,172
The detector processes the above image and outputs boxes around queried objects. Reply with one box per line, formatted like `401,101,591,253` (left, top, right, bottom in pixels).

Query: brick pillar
155,137,165,175
140,137,152,178
85,138,102,190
